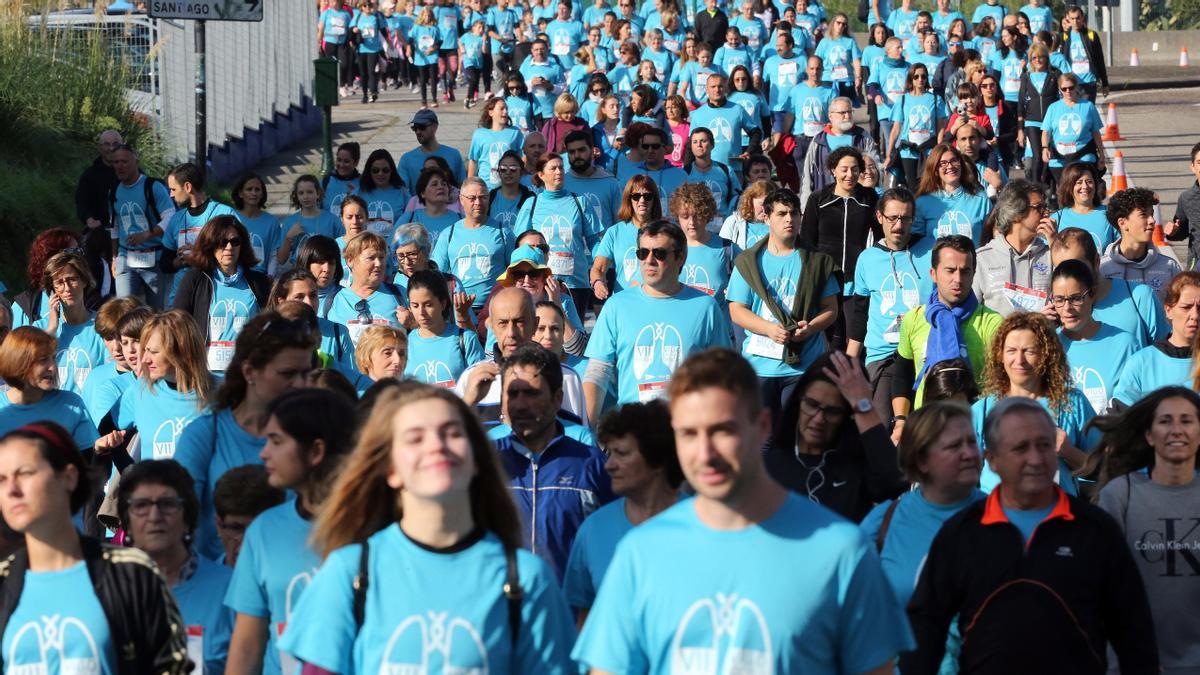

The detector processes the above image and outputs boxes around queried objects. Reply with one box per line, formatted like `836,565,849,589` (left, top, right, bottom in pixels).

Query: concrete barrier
1103,29,1200,65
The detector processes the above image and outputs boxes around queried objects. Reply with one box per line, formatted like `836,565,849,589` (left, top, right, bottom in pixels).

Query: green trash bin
314,57,339,107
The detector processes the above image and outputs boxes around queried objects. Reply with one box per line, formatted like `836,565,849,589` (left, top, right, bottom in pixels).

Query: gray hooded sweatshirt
973,234,1053,317
1099,241,1182,303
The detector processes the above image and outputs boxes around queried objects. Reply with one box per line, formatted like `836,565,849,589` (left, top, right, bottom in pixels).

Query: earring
183,532,194,546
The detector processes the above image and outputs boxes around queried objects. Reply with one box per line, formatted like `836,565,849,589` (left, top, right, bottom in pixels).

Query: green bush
0,4,165,294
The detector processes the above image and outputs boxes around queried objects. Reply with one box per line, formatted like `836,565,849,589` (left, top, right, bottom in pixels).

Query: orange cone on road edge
1102,102,1124,141
1110,151,1128,193
1153,204,1167,247
1130,48,1140,66
1182,47,1191,67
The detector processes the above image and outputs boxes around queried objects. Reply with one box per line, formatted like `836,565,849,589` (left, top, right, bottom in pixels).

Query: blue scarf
916,289,978,389
214,267,243,287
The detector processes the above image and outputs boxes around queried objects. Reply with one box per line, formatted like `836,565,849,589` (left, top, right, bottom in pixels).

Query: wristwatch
890,414,907,426
854,398,873,414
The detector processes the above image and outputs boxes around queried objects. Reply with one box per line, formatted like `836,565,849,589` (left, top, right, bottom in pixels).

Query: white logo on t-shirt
632,322,684,381
455,242,493,281
152,417,190,460
56,348,93,393
209,299,251,337
414,360,456,386
9,615,102,675
381,611,488,673
935,210,973,238
670,593,773,674
879,270,920,316
1074,366,1107,415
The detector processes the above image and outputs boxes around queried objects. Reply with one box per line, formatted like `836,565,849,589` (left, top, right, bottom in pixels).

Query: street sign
148,0,263,22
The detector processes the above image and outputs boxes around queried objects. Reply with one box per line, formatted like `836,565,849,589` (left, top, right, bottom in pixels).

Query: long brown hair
981,312,1072,414
139,310,213,407
211,311,319,412
187,215,260,273
311,384,522,558
916,144,983,197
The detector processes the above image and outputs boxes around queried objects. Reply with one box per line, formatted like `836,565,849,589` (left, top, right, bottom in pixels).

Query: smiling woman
0,327,98,452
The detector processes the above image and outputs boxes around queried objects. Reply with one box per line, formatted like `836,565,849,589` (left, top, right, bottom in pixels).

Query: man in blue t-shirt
519,39,568,120
109,144,175,309
573,348,913,673
397,109,467,192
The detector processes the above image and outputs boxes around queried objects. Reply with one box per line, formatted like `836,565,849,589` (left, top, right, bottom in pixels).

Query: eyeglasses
912,74,928,80
829,109,852,116
1049,290,1090,307
52,276,82,290
221,237,242,248
636,246,675,261
980,82,997,88
126,497,185,517
879,214,914,225
630,192,655,202
641,143,663,150
936,159,961,168
354,298,373,324
396,251,424,263
1028,201,1050,214
508,267,547,280
799,396,847,420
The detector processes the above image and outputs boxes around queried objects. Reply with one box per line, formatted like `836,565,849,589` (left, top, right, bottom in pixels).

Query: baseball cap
410,109,439,128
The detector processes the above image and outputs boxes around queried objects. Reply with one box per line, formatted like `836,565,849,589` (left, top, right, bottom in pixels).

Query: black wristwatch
890,415,907,427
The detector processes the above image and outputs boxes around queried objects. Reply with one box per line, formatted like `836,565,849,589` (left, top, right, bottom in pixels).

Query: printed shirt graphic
173,555,235,675
1058,322,1138,417
913,188,992,244
727,248,838,377
208,275,258,372
226,500,320,675
52,318,109,397
851,240,935,364
280,525,577,675
236,211,283,275
514,191,602,289
3,562,117,675
1068,31,1095,82
788,83,835,138
682,236,737,301
326,286,405,346
891,92,946,160
867,61,910,117
762,54,803,111
321,174,359,214
685,164,742,218
1052,206,1116,254
572,495,915,674
360,186,409,241
279,211,341,266
562,173,623,232
813,35,859,83
586,285,731,404
1043,100,1103,167
430,220,515,302
115,379,204,460
404,325,486,388
593,221,643,292
113,175,172,254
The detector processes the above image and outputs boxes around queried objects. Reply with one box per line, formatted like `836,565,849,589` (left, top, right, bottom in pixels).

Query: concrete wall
1102,29,1200,65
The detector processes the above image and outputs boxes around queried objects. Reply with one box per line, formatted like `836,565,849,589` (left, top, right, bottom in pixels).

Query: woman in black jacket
1016,44,1061,187
172,215,270,373
0,421,190,675
763,350,907,522
980,72,1019,172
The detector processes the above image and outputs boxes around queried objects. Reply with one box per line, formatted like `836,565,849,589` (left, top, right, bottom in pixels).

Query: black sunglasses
636,246,675,261
631,192,655,201
641,143,663,150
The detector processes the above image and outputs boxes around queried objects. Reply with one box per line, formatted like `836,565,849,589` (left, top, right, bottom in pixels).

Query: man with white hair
800,97,880,205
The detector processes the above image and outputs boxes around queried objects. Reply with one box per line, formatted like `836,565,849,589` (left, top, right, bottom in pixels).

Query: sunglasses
371,166,391,174
221,237,242,248
631,192,655,201
1060,85,1076,92
641,143,663,150
636,246,675,261
509,267,547,280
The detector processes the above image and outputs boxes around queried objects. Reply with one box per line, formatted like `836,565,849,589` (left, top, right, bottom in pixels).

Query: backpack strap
875,495,902,553
352,540,370,630
503,543,523,647
143,176,162,226
321,289,337,319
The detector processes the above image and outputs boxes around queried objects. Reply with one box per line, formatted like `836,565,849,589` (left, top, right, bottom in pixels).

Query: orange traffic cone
1153,204,1167,247
1182,46,1191,67
1130,48,1140,66
1102,102,1124,141
1109,151,1128,192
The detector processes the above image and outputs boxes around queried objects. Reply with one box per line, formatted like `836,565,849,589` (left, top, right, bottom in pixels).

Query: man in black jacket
902,397,1159,675
693,0,728,53
1059,6,1109,101
75,129,123,298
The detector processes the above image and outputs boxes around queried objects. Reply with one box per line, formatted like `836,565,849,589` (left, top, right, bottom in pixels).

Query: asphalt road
1100,86,1200,212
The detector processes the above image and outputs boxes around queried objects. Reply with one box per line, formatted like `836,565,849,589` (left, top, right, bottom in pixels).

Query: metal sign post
149,1,265,170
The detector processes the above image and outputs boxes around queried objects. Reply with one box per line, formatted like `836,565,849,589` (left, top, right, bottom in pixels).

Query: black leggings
481,52,494,91
1024,124,1048,186
321,41,354,88
465,66,482,100
417,63,438,103
357,52,379,95
901,156,925,190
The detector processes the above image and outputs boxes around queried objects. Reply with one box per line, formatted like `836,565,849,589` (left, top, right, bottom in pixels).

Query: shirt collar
507,422,567,459
981,485,1074,526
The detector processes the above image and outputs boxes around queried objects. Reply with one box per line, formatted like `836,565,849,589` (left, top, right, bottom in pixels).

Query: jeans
759,374,803,445
114,255,164,309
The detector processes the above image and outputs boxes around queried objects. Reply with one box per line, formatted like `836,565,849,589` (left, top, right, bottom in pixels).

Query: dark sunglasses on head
636,246,674,261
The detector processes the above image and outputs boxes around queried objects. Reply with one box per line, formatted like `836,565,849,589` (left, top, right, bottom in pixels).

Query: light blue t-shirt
469,127,524,188
761,54,804,111
115,379,206,460
519,59,567,117
1112,344,1193,406
3,561,117,675
430,219,514,305
460,31,485,69
585,285,732,404
682,235,736,302
319,8,351,44
727,248,839,377
685,163,742,217
280,524,577,674
409,24,440,66
280,211,341,267
1093,279,1170,349
53,318,109,397
1058,322,1138,417
81,362,123,426
162,200,239,302
713,45,754,78
690,101,754,170
1022,3,1054,33
236,211,283,274
563,498,634,610
359,186,410,242
593,220,643,293
405,324,486,387
1003,503,1055,542
562,171,624,232
398,146,467,193
547,18,585,59
867,58,911,120
112,174,173,255
402,207,461,246
572,495,915,674
891,92,946,160
813,35,860,84
351,11,384,53
913,187,993,244
326,285,406,346
0,390,98,451
175,408,268,561
972,390,1099,495
886,8,920,40
514,190,603,290
851,239,936,364
207,271,259,372
225,500,320,675
1043,100,1104,167
860,487,986,607
1068,30,1097,84
788,82,836,137
175,555,235,675
972,3,1008,29
1052,206,1116,253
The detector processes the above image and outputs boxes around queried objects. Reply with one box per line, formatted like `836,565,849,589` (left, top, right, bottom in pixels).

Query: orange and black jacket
901,487,1159,675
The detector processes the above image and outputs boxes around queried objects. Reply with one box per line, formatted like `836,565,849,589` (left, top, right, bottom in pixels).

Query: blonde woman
114,310,214,461
352,324,408,394
279,385,576,673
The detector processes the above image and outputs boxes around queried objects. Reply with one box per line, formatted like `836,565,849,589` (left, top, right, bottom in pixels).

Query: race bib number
1071,59,1090,75
206,340,235,372
277,624,300,675
548,251,575,276
177,226,201,250
1055,141,1078,155
746,302,786,360
1003,282,1048,312
127,249,155,269
327,17,346,37
803,120,824,137
883,314,903,344
1003,76,1020,94
553,33,571,55
419,34,435,51
187,626,204,675
361,24,376,39
637,380,669,402
831,65,849,80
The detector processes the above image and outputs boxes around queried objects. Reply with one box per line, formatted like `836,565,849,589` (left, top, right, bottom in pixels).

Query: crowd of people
3,0,1199,672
